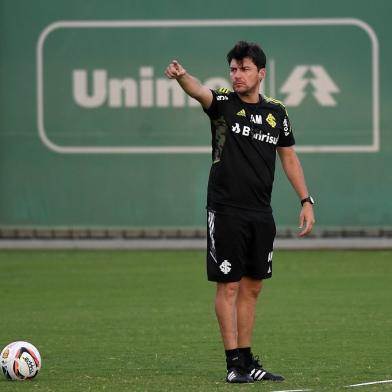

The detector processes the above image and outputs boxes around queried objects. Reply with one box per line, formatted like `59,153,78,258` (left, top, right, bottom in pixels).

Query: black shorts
207,206,276,282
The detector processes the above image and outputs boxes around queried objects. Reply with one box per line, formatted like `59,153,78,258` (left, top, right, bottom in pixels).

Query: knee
251,282,263,298
241,279,263,299
216,282,239,300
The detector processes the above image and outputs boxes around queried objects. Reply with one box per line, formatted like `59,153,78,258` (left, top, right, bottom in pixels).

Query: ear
259,68,266,81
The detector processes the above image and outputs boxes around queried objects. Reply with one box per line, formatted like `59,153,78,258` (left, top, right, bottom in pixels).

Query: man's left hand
298,204,315,236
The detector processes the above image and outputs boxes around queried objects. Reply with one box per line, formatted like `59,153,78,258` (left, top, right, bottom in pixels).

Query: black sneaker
226,368,254,383
248,355,285,382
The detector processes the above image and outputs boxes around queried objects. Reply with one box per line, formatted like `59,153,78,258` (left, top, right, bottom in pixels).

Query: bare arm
165,60,213,109
277,146,315,236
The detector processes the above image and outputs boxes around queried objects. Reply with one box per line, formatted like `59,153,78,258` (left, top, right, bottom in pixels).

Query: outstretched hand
165,60,187,79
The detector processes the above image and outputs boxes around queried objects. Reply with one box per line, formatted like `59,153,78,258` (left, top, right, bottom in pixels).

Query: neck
237,91,260,104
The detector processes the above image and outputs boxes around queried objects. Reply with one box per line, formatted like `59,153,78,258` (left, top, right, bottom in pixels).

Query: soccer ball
1,341,41,380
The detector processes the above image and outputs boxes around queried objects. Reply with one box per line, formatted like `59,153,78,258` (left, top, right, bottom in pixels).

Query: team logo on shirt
236,109,246,117
266,113,277,128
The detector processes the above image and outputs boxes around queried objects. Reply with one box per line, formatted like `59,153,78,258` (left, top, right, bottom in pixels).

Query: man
165,41,315,384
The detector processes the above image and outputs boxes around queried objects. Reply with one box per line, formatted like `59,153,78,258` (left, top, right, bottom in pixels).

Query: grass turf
0,250,391,391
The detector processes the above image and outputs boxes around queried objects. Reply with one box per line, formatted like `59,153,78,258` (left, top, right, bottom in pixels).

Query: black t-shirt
204,88,295,212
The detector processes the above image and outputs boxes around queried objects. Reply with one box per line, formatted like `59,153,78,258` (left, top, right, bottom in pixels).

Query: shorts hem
207,274,272,283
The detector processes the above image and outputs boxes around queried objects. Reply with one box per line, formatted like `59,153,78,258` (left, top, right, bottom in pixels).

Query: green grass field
0,250,391,391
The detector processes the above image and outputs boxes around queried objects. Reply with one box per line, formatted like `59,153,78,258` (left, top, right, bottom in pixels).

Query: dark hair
226,41,266,69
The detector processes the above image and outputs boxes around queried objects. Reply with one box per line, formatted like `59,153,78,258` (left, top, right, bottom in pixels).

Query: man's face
229,57,265,96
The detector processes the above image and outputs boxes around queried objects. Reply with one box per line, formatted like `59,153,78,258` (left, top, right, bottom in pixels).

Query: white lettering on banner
73,70,107,108
156,79,186,107
108,78,138,107
140,66,153,107
73,68,231,108
73,65,339,109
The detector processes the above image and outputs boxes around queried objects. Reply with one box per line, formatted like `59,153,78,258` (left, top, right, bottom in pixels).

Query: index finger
172,60,181,69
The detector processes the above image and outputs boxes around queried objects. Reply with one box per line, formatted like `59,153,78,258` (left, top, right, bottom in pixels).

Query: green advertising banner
0,0,391,230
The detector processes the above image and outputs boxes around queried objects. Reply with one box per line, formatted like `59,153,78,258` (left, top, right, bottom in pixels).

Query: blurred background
1,0,391,242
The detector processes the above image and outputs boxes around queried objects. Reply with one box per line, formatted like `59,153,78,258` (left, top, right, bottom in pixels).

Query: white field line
271,389,312,392
345,379,392,387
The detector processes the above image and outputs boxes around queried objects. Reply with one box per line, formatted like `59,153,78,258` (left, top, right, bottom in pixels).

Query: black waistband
207,202,272,216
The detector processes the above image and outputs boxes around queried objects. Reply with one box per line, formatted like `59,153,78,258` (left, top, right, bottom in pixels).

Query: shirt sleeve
203,88,230,119
277,107,295,147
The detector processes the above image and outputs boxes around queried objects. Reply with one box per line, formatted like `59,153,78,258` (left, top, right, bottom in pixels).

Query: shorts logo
267,251,273,274
219,260,231,275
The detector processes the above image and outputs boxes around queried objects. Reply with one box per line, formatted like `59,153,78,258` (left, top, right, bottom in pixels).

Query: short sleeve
203,88,231,120
277,108,295,147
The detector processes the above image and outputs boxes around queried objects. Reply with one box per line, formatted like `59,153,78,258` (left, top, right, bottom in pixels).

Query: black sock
225,348,240,370
238,347,252,367
238,347,251,356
